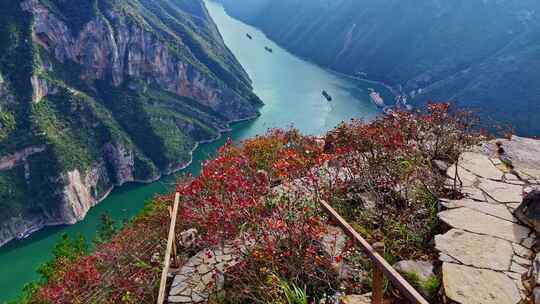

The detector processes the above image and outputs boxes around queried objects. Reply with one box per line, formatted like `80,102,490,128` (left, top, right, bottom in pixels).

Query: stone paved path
168,228,347,303
167,136,540,303
168,245,239,303
437,137,540,304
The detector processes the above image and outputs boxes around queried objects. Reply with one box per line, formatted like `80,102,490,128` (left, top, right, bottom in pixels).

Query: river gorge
0,1,392,301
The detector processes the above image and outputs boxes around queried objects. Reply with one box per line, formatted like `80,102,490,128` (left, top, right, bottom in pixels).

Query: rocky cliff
219,0,540,136
0,0,261,247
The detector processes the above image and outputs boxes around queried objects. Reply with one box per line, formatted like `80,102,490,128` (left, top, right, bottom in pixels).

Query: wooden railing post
157,193,180,304
372,242,385,304
317,199,429,304
168,206,179,268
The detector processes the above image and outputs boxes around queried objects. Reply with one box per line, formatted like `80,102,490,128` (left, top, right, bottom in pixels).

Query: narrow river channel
0,1,391,301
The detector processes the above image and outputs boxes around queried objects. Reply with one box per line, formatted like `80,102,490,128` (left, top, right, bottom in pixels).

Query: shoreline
0,112,260,249
215,3,401,105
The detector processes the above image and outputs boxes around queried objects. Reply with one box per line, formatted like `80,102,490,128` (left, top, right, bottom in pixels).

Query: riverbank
0,2,379,300
0,112,261,249
214,2,400,106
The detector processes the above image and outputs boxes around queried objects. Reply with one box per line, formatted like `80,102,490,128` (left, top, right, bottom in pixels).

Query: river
0,1,390,301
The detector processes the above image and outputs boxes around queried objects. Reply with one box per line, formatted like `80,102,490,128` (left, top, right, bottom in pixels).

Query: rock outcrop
393,260,437,299
0,146,47,171
22,0,258,121
436,137,540,304
102,143,136,186
0,72,14,107
515,191,540,235
0,215,52,248
30,75,58,104
0,0,261,247
59,165,112,224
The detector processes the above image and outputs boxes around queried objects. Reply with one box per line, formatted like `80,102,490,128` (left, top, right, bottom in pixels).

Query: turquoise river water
0,1,392,301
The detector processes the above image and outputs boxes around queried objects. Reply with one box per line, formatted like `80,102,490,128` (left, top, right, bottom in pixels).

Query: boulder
179,228,198,248
340,293,371,304
490,136,540,181
534,287,540,304
515,191,540,234
433,159,450,172
393,260,438,299
321,226,348,279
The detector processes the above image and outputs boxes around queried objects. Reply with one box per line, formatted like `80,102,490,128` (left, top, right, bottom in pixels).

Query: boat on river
16,227,40,240
246,33,252,39
264,46,273,53
369,90,385,107
322,90,332,101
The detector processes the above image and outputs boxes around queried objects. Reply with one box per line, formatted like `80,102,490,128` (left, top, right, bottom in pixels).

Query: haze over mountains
219,0,540,135
1,0,540,249
0,0,260,246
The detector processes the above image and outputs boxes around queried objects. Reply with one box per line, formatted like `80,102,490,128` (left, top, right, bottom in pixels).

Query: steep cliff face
0,0,260,246
0,73,14,107
220,0,540,135
0,72,16,142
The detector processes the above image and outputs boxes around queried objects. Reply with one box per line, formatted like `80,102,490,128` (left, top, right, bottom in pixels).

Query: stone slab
442,263,521,304
459,152,504,180
447,165,478,187
478,179,523,203
495,136,540,180
435,229,513,271
438,208,530,243
440,199,517,222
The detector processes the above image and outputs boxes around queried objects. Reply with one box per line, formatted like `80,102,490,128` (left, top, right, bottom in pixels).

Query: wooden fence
156,193,429,304
318,199,430,304
157,192,180,304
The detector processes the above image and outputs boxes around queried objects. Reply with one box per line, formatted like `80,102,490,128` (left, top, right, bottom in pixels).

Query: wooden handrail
157,192,180,304
318,199,429,304
155,192,428,303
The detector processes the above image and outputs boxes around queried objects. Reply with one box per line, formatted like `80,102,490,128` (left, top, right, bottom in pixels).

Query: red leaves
175,140,271,247
31,103,482,303
38,256,101,304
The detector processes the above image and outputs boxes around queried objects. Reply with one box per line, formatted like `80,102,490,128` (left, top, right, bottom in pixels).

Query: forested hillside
0,0,260,246
219,0,540,135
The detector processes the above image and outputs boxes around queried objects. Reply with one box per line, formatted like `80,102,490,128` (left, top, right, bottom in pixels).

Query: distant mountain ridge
0,0,260,246
219,0,540,135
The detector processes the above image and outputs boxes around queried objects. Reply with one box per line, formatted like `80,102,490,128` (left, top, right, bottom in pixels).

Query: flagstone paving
168,137,540,303
437,137,540,304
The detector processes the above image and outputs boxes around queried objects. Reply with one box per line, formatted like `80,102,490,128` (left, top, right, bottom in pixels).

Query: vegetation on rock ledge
20,104,484,303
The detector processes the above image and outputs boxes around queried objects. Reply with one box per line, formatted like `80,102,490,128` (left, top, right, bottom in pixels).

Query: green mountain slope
0,0,260,246
220,0,540,135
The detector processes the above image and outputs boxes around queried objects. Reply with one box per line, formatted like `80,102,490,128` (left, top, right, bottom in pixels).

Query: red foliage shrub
31,103,484,303
38,256,101,304
175,140,271,247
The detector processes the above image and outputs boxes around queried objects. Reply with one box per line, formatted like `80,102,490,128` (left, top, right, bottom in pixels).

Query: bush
28,103,484,302
161,132,339,302
323,103,483,260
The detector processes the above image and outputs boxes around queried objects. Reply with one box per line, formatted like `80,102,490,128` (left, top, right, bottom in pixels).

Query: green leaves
37,233,88,283
278,279,308,304
94,213,118,245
